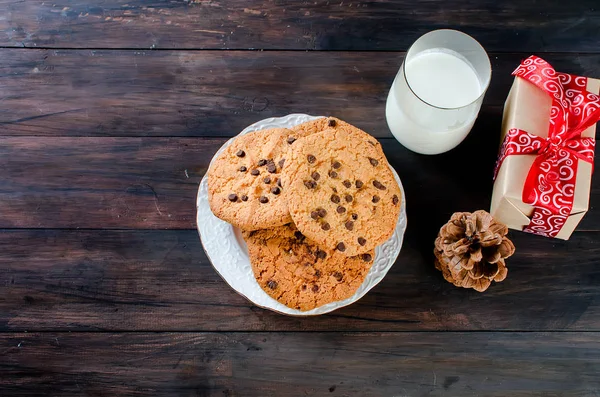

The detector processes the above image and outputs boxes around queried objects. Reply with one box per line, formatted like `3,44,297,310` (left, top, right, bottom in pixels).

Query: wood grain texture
0,49,599,138
1,1,599,52
2,229,600,331
2,332,599,396
1,135,600,230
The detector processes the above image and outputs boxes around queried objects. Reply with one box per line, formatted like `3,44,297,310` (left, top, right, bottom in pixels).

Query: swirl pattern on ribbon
494,56,600,238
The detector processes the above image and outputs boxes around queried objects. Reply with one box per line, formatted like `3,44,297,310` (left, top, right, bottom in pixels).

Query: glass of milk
386,30,491,155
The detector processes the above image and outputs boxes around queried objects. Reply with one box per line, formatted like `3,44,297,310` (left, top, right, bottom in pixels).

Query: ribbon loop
494,56,600,238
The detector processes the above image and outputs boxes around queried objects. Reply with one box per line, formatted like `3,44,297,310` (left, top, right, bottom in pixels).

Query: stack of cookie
208,117,402,311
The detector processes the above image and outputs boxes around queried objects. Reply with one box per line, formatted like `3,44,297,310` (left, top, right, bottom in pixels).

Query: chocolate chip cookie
281,127,401,256
208,127,300,230
291,116,383,152
244,224,374,311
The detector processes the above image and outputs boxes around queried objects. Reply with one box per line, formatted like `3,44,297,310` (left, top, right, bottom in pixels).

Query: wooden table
1,1,599,396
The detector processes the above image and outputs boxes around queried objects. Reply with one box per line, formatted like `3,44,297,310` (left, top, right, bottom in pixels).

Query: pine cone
434,210,515,292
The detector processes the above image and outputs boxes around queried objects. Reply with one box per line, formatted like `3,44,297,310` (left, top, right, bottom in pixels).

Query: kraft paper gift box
491,56,600,240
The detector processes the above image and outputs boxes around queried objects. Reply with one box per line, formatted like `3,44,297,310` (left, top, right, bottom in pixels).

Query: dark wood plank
0,49,599,138
1,332,599,396
2,229,600,331
1,1,599,52
0,137,220,229
2,135,600,230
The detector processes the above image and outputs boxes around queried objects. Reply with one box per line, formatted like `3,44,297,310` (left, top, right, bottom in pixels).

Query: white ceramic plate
196,114,407,316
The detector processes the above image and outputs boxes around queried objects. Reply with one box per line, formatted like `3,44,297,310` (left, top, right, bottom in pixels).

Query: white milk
386,48,484,154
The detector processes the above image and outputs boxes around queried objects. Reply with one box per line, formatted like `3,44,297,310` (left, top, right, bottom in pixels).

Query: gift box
491,56,600,240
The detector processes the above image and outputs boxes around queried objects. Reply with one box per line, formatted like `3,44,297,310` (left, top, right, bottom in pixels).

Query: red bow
494,56,600,237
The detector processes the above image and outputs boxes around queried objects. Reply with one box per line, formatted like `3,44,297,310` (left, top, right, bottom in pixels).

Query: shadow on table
382,107,502,260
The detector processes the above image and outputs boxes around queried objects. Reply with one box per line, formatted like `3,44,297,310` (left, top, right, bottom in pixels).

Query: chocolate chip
342,180,351,188
304,180,317,189
368,157,379,166
277,179,282,187
239,166,247,172
241,195,248,202
332,161,341,169
355,180,364,188
315,270,322,278
316,250,327,259
307,154,316,164
392,194,399,205
333,271,343,281
358,237,366,246
351,213,358,220
236,150,245,158
331,194,340,204
302,285,307,290
267,164,277,173
345,221,354,231
259,196,269,203
263,176,271,184
373,180,386,190
328,119,336,127
312,284,319,292
372,195,380,203
295,231,305,240
251,169,260,176
278,159,285,168
317,208,327,217
337,206,346,213
321,222,331,231
361,253,372,262
271,187,281,195
228,194,238,202
328,170,338,178
258,159,267,166
311,171,320,181
336,242,346,252
311,211,319,220
267,280,278,289
287,136,296,144
345,194,353,203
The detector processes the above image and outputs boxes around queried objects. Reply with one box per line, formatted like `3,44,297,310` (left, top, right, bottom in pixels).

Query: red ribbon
494,56,600,238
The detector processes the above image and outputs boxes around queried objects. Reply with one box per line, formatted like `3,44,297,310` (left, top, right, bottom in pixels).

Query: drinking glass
386,29,491,155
